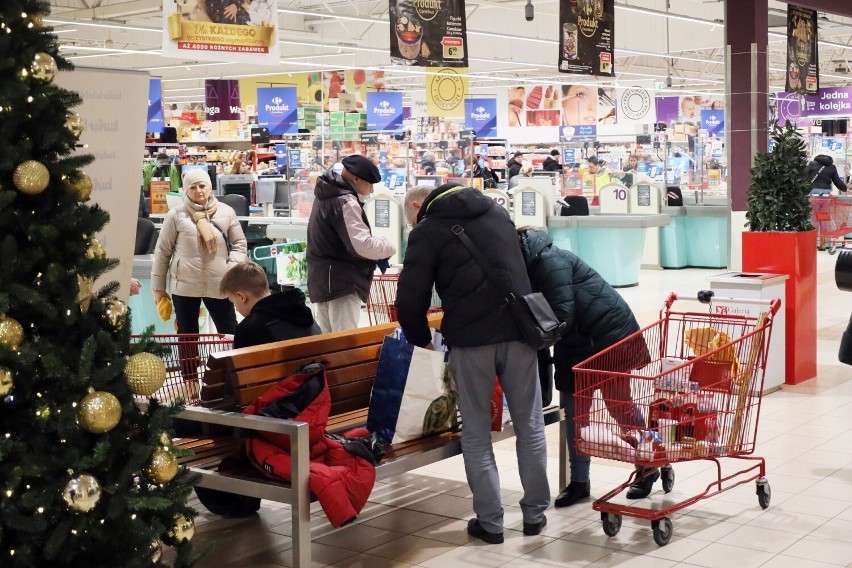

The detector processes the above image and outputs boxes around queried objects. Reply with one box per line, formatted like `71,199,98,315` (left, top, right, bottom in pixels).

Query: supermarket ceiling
47,0,852,104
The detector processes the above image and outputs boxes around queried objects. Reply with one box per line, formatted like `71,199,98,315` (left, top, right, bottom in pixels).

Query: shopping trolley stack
810,195,852,254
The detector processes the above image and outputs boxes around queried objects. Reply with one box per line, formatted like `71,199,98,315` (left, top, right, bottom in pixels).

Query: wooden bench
174,318,566,568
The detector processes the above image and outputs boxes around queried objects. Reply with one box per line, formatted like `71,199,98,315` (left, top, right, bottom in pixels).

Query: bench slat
232,362,379,406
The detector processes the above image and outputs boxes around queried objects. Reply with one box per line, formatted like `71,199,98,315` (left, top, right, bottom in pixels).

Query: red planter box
742,230,817,385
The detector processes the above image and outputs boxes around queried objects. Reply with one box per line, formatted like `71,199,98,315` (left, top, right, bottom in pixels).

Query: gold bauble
77,390,122,433
103,299,128,328
65,111,85,138
0,317,24,351
86,238,106,260
145,447,179,484
13,160,50,195
62,473,101,512
125,353,166,396
62,172,93,202
159,432,172,446
76,275,96,314
31,52,57,82
150,540,163,564
29,14,44,29
0,366,13,396
165,515,195,544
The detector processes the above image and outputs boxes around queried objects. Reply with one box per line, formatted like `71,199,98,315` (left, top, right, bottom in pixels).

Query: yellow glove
157,295,173,322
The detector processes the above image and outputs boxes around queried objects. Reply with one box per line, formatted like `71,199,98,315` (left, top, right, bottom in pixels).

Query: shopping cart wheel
756,478,771,509
600,512,622,537
651,517,673,546
660,465,675,493
829,246,838,256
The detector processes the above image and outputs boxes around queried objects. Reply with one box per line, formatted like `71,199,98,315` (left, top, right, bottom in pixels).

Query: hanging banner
162,1,278,65
366,91,404,131
465,98,497,137
147,78,165,133
655,95,724,126
508,84,616,128
389,0,468,67
700,109,725,138
275,144,288,172
786,5,818,95
205,79,241,121
426,68,468,117
257,87,298,135
558,0,614,77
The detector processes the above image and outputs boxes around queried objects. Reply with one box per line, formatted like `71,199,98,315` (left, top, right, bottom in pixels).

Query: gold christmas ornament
159,432,172,447
165,515,195,544
0,366,13,396
76,275,96,314
77,390,122,433
124,353,167,396
13,160,50,195
86,238,106,260
62,473,101,512
0,317,24,351
65,112,84,138
62,172,93,202
150,540,163,564
103,299,128,328
29,14,44,29
145,447,179,484
30,52,57,82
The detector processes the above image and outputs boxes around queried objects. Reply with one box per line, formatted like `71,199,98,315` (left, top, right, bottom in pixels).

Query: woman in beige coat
151,169,247,335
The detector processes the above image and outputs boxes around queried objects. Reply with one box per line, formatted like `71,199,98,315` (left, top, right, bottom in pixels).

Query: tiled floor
187,252,852,567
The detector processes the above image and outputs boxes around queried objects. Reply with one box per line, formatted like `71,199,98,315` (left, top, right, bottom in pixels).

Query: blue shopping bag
367,333,456,445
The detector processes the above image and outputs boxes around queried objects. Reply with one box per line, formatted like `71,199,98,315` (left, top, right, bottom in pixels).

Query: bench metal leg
291,426,311,568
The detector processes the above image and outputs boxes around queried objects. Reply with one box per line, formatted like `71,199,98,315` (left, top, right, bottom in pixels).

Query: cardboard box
339,93,357,112
149,180,172,214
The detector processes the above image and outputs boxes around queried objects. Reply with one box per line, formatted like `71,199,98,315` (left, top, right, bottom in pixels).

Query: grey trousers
449,341,550,533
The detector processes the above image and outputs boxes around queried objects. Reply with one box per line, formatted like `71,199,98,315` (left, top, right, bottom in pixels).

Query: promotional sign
366,91,404,131
389,0,468,67
616,87,655,126
509,84,616,128
558,0,614,77
771,91,812,127
205,79,241,121
656,95,725,125
257,87,298,135
700,109,725,138
786,5,818,95
803,86,852,117
275,144,288,172
288,149,302,168
560,124,596,143
147,78,165,133
162,0,278,65
465,98,497,137
426,68,468,117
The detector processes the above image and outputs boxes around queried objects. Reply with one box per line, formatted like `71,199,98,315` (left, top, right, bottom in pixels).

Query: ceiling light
44,18,159,33
614,5,720,27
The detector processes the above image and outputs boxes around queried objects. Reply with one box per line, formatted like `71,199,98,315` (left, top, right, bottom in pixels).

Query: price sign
441,37,464,60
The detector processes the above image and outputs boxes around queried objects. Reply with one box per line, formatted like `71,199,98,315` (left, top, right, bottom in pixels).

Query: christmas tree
0,1,200,566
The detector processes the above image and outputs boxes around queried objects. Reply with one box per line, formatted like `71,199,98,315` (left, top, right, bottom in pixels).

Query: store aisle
188,253,852,568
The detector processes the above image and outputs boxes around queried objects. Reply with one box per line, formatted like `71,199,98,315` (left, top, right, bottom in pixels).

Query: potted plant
742,122,817,384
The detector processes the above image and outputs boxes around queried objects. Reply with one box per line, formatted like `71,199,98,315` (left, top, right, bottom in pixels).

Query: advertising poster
162,0,277,65
786,5,818,95
464,98,497,137
205,79,241,121
700,109,725,138
508,84,616,131
275,144,288,173
427,67,468,117
257,87,298,135
616,87,655,126
656,95,725,125
366,91,404,131
147,78,165,133
802,86,852,117
389,0,468,67
558,0,614,77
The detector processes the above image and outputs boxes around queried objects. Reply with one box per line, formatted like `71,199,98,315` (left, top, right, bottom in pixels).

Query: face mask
478,159,485,168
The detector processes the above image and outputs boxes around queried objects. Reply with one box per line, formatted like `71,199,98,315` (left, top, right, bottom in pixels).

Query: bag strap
210,220,232,249
450,224,515,301
811,165,826,184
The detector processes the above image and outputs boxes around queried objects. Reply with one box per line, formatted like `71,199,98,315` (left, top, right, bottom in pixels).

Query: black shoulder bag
450,224,566,350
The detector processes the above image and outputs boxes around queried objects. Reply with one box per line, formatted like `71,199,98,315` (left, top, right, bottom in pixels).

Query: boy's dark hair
220,262,269,297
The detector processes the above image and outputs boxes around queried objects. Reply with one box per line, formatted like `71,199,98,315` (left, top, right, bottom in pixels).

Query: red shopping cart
130,334,234,404
809,195,852,254
572,292,779,546
366,273,442,325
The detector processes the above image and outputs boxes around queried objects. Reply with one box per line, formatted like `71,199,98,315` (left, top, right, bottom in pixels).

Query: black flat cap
342,155,382,184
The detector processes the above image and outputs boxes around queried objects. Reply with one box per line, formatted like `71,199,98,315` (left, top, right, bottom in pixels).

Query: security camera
525,0,534,21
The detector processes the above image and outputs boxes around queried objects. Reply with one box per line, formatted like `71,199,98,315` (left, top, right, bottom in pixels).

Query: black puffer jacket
233,287,320,349
506,157,522,179
808,155,847,192
542,156,562,172
520,229,639,391
396,185,529,347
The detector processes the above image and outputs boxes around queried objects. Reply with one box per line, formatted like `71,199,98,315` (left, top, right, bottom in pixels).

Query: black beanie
342,155,381,184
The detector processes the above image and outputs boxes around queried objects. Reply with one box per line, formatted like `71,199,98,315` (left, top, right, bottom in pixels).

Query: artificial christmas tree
0,1,200,566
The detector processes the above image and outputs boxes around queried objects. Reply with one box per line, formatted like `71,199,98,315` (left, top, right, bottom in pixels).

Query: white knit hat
182,168,212,191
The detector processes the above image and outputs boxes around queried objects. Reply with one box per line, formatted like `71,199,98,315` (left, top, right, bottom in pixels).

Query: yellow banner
167,14,275,52
427,67,468,117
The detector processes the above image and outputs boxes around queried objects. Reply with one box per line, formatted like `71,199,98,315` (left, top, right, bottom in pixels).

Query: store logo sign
464,98,497,136
470,105,491,123
620,88,651,121
367,91,403,130
264,95,290,116
257,86,297,135
373,99,397,118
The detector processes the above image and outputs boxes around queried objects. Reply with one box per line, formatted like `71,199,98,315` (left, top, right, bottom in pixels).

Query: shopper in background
307,154,396,333
622,154,640,188
507,151,524,178
420,151,437,175
808,154,847,197
229,159,252,175
220,262,320,349
397,183,550,545
446,148,464,175
466,154,499,189
587,156,612,193
517,227,658,507
151,168,247,335
542,149,563,172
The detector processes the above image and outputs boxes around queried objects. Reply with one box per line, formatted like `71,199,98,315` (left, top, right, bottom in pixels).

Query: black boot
626,468,659,499
554,481,591,508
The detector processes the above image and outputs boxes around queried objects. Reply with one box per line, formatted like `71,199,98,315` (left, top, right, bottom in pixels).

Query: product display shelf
475,137,507,179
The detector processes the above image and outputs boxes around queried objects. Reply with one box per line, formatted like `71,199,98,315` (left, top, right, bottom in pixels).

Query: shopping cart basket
130,334,234,405
809,195,852,254
572,292,780,546
366,272,442,325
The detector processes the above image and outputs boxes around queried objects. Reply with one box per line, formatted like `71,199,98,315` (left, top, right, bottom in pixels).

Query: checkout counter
659,205,730,269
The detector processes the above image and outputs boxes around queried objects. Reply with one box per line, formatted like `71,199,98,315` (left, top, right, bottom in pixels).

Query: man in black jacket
541,149,562,172
808,154,847,196
396,183,550,544
506,151,524,179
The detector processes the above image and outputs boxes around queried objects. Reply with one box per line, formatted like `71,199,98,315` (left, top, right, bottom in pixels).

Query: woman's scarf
184,195,220,254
